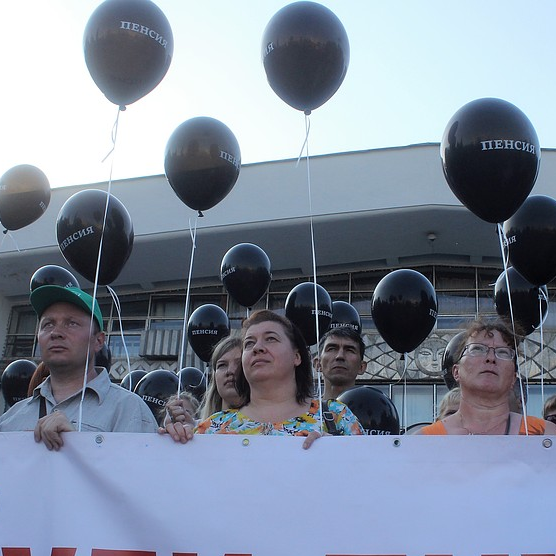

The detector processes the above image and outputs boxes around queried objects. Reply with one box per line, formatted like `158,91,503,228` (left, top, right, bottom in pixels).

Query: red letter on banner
2,550,76,556
91,551,156,556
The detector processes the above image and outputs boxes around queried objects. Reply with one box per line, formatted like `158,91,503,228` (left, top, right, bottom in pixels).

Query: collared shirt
0,368,158,433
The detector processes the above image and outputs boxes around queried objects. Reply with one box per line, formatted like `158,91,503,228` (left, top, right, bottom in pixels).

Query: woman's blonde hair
543,394,556,419
199,335,242,420
437,387,461,420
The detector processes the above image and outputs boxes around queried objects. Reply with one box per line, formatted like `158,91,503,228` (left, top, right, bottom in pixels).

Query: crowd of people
1,284,555,450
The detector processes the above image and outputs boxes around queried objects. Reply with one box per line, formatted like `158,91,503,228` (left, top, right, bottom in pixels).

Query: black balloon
503,195,556,286
0,164,50,231
371,269,438,354
56,189,134,285
441,98,540,223
84,0,173,108
494,267,548,336
221,243,272,308
120,369,147,391
330,301,361,334
1,360,37,407
95,343,112,370
177,367,206,402
134,369,178,421
338,386,400,435
285,282,332,346
442,331,466,389
262,1,349,114
30,265,80,292
187,304,230,362
164,117,241,213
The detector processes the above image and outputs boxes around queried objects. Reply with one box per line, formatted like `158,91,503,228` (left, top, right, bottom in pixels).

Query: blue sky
2,0,556,188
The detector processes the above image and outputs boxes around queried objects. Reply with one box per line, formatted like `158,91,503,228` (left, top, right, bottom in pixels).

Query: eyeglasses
545,414,556,424
459,343,515,361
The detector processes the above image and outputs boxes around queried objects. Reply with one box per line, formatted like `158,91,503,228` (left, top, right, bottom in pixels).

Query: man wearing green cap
0,285,158,449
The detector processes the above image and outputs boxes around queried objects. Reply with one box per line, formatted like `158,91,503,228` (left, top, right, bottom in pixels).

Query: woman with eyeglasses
418,318,556,435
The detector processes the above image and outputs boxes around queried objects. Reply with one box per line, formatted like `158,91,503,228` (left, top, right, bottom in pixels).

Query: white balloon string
315,355,324,434
296,117,311,168
392,352,408,385
79,105,121,431
496,223,528,434
106,285,131,379
1,231,20,252
177,215,199,395
539,289,547,408
520,340,529,425
389,353,408,429
402,355,408,432
299,114,324,433
497,224,519,341
101,107,121,163
517,359,528,432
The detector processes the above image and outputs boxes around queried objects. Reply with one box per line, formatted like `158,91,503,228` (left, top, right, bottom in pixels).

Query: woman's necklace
459,412,511,435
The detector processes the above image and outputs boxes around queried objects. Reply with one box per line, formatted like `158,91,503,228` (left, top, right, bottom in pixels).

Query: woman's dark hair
318,327,365,360
235,309,313,406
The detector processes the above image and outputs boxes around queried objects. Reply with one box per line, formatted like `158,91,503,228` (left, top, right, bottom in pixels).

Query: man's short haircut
318,327,365,360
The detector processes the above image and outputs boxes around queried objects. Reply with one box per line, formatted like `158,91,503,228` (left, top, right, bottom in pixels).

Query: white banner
0,432,555,556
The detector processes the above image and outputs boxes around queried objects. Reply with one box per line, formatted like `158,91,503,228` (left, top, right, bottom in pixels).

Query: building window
4,307,37,358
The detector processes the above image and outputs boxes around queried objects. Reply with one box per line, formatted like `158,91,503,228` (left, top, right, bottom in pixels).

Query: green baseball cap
30,285,104,331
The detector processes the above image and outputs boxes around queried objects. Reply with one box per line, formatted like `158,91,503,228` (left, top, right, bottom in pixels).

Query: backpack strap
322,399,341,436
39,396,47,419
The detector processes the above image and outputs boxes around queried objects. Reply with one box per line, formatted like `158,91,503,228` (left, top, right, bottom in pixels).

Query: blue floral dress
195,399,364,436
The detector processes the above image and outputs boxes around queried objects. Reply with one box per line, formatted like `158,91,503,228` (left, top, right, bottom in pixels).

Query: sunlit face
214,347,242,408
38,302,104,374
317,335,366,388
452,330,516,396
242,321,301,386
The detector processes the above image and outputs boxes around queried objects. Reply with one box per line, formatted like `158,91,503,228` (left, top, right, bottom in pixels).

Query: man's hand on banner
34,410,75,451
